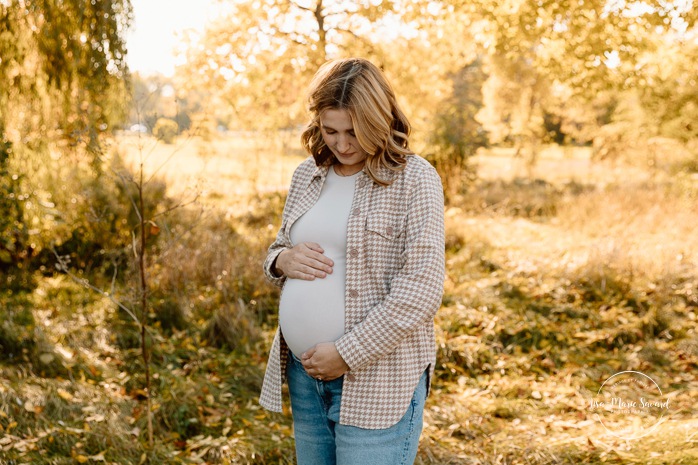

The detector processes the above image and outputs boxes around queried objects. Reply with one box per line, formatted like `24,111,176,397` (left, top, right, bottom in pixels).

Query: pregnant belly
279,272,346,357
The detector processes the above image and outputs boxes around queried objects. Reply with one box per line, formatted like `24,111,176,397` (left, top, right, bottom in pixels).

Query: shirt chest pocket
365,212,406,240
364,213,407,276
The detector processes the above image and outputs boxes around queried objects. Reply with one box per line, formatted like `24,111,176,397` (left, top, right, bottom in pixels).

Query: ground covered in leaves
2,147,698,464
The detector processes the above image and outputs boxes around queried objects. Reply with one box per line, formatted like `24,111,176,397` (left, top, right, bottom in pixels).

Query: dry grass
116,131,306,210
3,135,697,464
437,145,698,463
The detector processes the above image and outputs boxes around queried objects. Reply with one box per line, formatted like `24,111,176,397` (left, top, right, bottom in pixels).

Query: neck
334,163,362,177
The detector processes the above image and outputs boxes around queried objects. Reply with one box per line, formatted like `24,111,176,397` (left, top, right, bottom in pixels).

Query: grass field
1,132,697,464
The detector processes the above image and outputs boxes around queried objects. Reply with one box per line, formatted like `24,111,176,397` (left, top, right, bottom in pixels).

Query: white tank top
278,167,357,357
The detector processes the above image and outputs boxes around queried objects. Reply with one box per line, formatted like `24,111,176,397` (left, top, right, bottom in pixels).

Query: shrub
203,298,260,350
0,299,36,363
151,293,187,333
152,118,179,144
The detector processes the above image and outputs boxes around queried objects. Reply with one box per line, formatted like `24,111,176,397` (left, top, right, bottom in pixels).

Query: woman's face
320,108,368,174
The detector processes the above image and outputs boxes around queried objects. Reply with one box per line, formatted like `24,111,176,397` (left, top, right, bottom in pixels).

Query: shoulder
289,157,321,186
402,154,441,184
292,156,319,178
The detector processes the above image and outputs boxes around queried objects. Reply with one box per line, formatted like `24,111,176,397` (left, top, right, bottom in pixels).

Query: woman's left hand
301,342,349,381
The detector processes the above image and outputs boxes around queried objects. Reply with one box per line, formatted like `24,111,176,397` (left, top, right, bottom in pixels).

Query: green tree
639,38,698,143
427,58,488,197
180,0,412,129
1,1,132,152
0,0,132,279
453,0,698,162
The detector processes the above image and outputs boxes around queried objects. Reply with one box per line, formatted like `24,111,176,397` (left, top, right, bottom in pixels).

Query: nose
336,134,350,153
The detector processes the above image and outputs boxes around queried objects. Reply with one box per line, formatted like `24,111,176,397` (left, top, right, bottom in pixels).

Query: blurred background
1,1,697,463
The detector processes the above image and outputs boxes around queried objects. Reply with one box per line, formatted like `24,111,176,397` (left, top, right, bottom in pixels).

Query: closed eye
322,127,356,137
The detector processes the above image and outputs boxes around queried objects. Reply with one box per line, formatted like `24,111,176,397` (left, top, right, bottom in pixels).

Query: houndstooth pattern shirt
259,154,445,429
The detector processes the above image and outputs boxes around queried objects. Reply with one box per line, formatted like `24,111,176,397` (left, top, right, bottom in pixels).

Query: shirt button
349,248,359,258
359,179,367,188
346,373,356,382
353,208,361,216
349,289,359,298
386,226,394,236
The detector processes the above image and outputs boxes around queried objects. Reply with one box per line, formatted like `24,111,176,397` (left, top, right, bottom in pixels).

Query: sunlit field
1,131,696,464
4,1,698,463
116,131,307,210
111,133,698,464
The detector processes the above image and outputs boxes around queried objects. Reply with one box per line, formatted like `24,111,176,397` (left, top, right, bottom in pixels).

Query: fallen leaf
57,389,74,401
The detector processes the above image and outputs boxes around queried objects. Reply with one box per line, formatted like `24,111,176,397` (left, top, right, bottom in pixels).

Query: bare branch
110,258,119,296
150,192,201,221
289,0,313,13
145,131,197,185
276,29,313,46
51,247,141,328
151,206,208,266
112,168,143,223
131,231,139,260
334,27,375,49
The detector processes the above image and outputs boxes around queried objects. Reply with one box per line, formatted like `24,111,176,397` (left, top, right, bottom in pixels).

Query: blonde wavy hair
300,58,411,186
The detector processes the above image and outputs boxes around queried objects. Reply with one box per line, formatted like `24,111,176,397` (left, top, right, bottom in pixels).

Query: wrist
272,250,285,277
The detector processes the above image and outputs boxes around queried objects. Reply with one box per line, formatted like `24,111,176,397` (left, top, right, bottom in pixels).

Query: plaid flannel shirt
259,154,445,429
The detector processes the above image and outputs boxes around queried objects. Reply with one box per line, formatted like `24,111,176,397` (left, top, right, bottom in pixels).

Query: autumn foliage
1,0,698,463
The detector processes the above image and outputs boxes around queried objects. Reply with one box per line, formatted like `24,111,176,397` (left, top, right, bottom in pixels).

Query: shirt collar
311,165,329,180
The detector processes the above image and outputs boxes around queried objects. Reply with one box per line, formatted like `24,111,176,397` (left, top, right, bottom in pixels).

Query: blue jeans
286,352,427,465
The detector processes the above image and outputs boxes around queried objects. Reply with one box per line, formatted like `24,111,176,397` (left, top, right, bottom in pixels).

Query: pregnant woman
259,58,445,465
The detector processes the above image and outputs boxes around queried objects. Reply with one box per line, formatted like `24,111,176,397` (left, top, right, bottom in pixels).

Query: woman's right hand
274,242,334,280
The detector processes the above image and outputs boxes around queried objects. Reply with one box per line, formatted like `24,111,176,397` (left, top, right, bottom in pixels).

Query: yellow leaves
57,388,74,401
24,400,42,414
39,353,56,364
84,413,105,423
148,220,160,235
71,448,105,463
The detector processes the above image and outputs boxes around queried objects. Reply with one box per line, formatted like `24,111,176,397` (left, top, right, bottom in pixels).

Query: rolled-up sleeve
263,228,290,288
